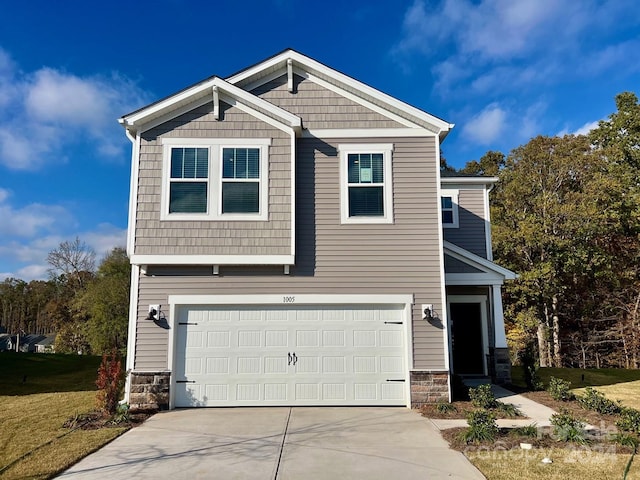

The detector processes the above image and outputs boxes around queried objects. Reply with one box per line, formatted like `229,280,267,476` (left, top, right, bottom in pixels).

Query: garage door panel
174,305,406,407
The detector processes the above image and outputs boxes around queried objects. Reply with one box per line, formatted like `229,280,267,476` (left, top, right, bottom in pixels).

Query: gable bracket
212,86,220,120
287,59,294,93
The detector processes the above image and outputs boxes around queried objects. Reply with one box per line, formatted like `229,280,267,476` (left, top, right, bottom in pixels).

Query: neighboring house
119,49,516,410
9,334,47,353
35,335,56,353
0,334,10,351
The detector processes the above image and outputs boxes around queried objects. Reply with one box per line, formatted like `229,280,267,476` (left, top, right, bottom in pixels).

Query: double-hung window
339,144,393,224
441,189,459,228
161,138,270,221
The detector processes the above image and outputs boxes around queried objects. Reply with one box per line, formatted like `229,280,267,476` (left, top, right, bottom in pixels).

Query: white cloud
16,264,49,281
0,49,150,171
393,0,640,94
558,120,601,137
461,104,507,144
0,197,73,238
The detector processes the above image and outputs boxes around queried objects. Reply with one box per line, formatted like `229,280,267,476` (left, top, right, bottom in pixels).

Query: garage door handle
176,380,196,384
384,321,403,324
288,352,292,365
386,379,405,382
292,352,297,365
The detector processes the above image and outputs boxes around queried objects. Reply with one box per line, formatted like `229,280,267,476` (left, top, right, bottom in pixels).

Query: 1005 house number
283,296,295,303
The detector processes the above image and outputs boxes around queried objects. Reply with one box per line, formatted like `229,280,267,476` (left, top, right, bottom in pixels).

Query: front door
449,301,486,375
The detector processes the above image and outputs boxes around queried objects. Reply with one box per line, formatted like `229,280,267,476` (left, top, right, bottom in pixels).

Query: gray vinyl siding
252,75,404,129
133,135,446,371
135,101,291,256
443,189,487,258
444,254,483,274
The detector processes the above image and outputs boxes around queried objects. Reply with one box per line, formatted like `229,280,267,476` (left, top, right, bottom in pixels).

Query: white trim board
444,241,516,279
131,254,295,266
168,293,414,306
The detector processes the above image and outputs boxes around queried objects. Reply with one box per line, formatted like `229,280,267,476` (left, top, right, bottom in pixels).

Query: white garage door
174,305,407,407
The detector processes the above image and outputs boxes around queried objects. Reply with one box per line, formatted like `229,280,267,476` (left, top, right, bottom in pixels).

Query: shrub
510,424,539,438
616,408,640,434
611,432,639,451
96,349,124,415
520,343,544,391
578,387,622,415
110,403,130,425
550,411,587,444
436,402,457,414
548,376,575,401
469,384,498,409
462,409,498,444
495,402,522,418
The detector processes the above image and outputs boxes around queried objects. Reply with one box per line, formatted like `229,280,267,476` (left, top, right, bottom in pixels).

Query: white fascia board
444,241,517,280
440,177,499,186
124,129,140,257
303,128,435,138
130,254,295,266
121,76,301,133
226,50,454,137
167,293,414,306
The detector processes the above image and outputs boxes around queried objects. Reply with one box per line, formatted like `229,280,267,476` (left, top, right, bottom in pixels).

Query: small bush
110,403,130,424
495,402,522,418
510,424,539,438
617,408,640,434
578,387,622,415
436,402,457,414
550,410,587,444
548,376,575,401
96,350,124,415
611,432,639,451
469,384,498,409
462,409,498,444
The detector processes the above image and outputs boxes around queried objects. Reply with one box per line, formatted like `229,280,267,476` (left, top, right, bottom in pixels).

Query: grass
467,447,640,480
511,366,640,390
573,380,640,410
0,352,103,395
0,353,129,479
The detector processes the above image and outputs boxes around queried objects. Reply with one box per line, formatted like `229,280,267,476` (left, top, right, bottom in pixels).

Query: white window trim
160,138,270,221
339,143,393,224
441,189,459,228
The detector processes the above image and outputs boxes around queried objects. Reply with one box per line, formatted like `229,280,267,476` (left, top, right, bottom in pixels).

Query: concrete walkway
429,384,558,430
58,407,485,480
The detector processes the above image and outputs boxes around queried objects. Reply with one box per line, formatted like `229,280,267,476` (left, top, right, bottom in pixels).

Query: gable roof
120,76,302,135
444,241,517,280
120,49,453,139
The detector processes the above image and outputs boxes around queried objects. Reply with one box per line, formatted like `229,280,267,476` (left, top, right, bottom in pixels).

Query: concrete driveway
58,408,484,479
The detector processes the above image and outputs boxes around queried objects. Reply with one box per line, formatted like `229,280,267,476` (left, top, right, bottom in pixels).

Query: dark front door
450,302,484,375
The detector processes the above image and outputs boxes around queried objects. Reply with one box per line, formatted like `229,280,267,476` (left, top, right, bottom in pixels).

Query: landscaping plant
578,386,622,415
469,384,497,409
617,408,640,434
95,350,124,415
550,410,587,444
462,409,498,444
548,376,575,401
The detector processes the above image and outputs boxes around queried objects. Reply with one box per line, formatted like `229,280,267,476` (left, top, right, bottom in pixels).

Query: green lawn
511,366,640,390
0,353,128,479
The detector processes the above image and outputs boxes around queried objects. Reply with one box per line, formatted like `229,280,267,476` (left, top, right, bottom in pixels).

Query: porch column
492,284,507,348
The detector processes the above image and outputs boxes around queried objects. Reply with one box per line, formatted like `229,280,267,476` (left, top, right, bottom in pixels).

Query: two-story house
119,49,516,410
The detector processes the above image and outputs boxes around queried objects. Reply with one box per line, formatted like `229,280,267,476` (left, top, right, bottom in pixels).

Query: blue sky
1,0,638,281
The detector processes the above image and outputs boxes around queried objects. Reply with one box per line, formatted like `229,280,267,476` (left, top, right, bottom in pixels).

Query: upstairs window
169,147,209,214
339,144,393,224
222,148,260,214
441,189,459,228
161,138,270,221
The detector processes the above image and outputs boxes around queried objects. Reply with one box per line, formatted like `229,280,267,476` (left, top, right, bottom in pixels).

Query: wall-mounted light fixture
146,305,160,321
422,304,434,321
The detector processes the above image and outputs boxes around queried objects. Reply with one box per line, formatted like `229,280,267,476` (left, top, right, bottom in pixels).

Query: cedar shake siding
134,101,291,256
443,189,487,258
133,135,446,372
252,75,405,129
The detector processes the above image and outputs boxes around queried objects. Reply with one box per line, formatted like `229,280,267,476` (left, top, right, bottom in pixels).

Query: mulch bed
62,410,153,430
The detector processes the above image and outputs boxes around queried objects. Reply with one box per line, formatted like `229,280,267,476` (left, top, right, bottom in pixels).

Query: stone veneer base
410,371,450,407
128,371,171,411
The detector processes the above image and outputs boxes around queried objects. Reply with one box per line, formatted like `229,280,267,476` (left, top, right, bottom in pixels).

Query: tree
77,247,131,354
47,237,96,291
459,151,505,176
